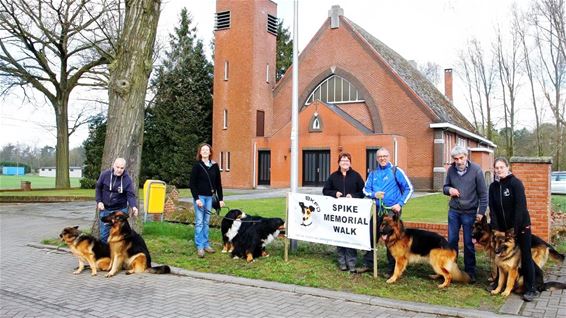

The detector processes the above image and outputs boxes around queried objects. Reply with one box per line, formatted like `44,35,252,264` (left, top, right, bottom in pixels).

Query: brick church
211,0,495,191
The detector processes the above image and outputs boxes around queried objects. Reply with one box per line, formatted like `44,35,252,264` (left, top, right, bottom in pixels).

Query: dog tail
146,265,171,274
548,247,565,263
449,265,471,283
542,281,566,291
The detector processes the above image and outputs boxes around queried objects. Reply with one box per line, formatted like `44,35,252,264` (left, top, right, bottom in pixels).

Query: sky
0,0,524,149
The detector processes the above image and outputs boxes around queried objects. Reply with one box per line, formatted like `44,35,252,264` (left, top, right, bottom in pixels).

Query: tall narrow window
226,152,231,171
224,61,229,81
219,152,224,171
266,64,270,83
256,110,265,136
223,109,228,129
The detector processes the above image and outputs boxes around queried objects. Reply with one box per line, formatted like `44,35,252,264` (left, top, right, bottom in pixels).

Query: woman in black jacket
189,143,224,258
322,152,365,273
488,157,538,302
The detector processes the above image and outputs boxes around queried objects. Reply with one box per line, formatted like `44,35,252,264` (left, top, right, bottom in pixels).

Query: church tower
212,0,277,188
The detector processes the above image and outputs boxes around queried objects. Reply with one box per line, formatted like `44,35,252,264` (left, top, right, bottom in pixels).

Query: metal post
289,0,299,252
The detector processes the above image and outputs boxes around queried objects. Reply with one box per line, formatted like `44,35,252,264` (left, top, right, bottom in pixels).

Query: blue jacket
363,162,413,207
95,168,137,211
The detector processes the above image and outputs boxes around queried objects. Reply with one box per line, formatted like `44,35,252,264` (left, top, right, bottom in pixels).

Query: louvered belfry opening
215,11,231,31
267,14,277,36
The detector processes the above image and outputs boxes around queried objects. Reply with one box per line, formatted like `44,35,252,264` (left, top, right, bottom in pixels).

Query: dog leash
200,205,266,223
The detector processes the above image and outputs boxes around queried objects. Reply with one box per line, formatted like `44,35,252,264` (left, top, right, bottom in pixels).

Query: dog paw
429,274,441,280
90,272,97,276
386,277,396,284
73,270,82,275
105,273,114,278
232,256,239,259
491,290,500,295
437,283,449,288
221,249,228,253
501,290,511,297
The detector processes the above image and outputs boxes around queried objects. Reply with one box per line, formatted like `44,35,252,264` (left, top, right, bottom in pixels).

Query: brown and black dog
59,226,111,276
380,214,470,288
491,230,566,297
472,216,564,282
101,211,170,277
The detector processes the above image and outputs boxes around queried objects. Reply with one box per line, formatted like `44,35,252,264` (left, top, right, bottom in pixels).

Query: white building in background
39,167,82,178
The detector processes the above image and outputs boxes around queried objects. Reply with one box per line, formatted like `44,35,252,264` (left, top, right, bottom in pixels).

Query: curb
28,242,524,318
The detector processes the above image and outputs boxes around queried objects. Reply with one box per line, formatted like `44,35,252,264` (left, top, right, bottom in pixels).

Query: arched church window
305,75,365,105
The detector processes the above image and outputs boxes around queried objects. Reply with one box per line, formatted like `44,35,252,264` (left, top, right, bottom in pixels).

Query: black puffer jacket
322,168,365,198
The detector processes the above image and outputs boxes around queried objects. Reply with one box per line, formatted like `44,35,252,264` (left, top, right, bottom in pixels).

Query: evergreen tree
141,8,213,187
81,114,107,188
276,20,293,81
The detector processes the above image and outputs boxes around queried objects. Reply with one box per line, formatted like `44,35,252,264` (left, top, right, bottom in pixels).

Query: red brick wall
213,0,277,188
510,158,552,241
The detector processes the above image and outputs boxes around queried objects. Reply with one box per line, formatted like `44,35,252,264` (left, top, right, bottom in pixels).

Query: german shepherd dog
472,217,565,282
220,209,263,253
380,214,470,288
101,211,170,277
231,217,285,262
491,231,566,297
59,226,111,276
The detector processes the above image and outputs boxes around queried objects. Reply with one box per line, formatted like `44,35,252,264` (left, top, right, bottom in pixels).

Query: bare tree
516,7,544,156
531,0,566,169
458,52,481,131
95,0,160,234
0,0,115,188
418,61,441,86
494,22,522,157
469,39,497,140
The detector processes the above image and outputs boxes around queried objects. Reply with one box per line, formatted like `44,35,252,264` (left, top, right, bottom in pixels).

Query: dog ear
392,213,400,222
73,225,79,229
480,215,487,224
308,206,315,212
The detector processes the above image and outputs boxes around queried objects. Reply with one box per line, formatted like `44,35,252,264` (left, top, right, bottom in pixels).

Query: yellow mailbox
143,180,166,222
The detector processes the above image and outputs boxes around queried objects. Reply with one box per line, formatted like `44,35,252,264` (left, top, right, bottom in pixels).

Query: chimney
328,5,344,29
444,68,453,102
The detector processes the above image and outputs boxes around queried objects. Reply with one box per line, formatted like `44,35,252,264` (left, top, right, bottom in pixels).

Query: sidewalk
1,201,563,317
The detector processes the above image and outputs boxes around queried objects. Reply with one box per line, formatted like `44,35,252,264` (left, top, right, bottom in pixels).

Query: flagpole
289,0,299,251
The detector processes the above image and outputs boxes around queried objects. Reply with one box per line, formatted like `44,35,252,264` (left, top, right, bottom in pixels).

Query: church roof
344,17,476,132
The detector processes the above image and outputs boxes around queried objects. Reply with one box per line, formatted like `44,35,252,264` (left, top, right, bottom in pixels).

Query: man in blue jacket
357,148,413,276
95,157,138,243
443,145,487,283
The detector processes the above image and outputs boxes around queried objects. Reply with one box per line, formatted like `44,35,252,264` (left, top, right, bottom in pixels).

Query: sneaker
355,266,371,274
197,249,205,258
522,291,540,302
204,247,216,254
339,264,348,271
486,282,497,292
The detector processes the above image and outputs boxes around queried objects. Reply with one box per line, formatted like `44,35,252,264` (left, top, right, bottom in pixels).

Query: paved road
0,201,562,317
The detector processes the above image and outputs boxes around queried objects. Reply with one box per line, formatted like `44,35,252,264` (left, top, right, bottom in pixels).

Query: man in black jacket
323,152,365,273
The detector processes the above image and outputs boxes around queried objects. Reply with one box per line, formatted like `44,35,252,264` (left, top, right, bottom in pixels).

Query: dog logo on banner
299,202,315,226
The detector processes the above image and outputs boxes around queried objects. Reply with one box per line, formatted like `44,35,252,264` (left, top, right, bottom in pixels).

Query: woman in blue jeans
189,143,224,258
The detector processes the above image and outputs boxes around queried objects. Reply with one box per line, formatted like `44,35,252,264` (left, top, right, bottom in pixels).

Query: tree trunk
100,0,161,233
55,98,71,188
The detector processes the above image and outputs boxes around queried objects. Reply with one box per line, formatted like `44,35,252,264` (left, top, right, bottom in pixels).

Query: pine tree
276,20,293,81
81,114,107,189
141,8,213,187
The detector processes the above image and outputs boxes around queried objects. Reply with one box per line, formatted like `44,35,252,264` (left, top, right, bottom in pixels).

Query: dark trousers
518,227,536,293
447,210,476,276
362,210,397,272
337,246,357,270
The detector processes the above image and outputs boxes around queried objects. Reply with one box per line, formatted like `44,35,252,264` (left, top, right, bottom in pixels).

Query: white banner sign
287,193,374,250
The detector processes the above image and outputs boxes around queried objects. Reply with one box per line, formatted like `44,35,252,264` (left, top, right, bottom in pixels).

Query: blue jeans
193,195,212,250
448,209,476,276
99,207,129,244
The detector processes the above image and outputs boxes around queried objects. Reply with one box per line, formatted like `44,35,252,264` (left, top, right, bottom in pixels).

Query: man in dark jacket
443,145,487,283
95,158,138,243
323,152,365,273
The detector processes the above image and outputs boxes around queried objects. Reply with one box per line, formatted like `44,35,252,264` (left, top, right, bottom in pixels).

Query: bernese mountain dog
221,209,263,253
231,217,285,262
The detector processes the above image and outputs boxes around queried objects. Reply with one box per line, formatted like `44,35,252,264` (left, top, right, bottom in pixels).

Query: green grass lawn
139,221,509,310
0,175,81,189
